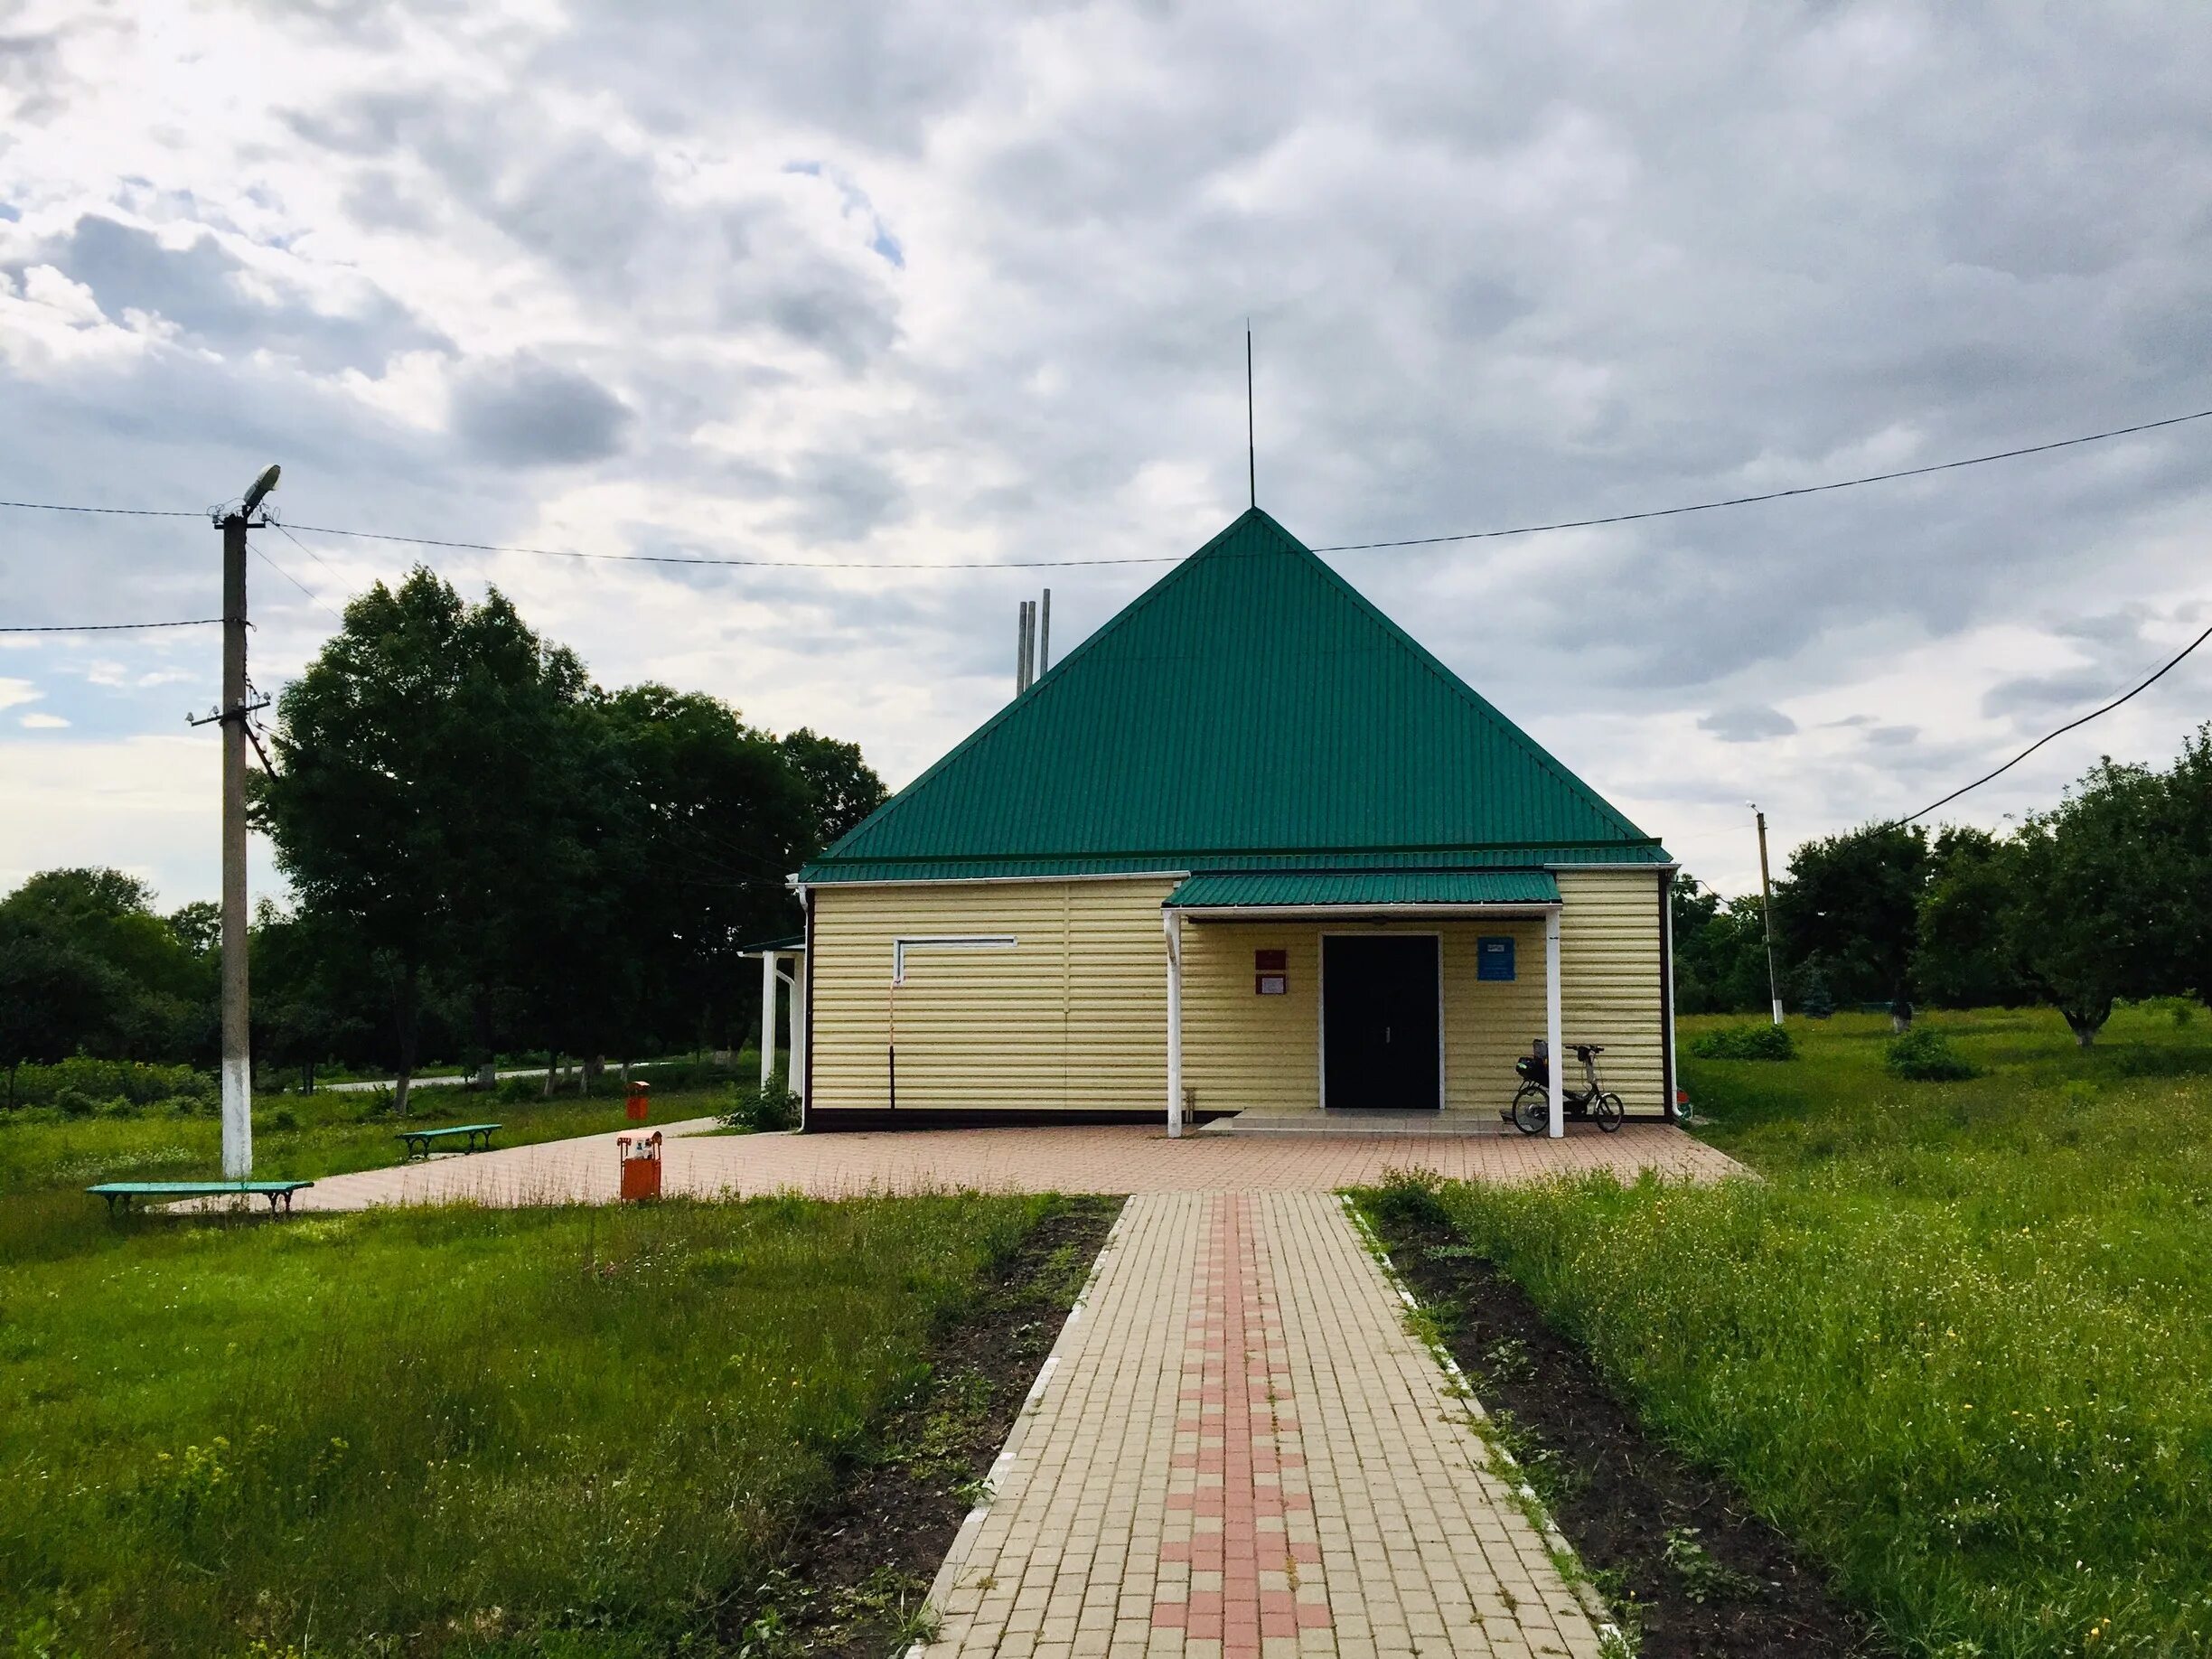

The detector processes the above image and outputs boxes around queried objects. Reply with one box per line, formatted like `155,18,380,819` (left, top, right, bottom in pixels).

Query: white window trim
891,933,1017,985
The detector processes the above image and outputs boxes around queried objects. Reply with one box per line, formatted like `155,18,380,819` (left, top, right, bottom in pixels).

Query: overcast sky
4,1,2210,908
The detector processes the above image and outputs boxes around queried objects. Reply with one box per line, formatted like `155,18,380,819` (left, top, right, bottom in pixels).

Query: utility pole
208,465,280,1177
1750,801,1783,1027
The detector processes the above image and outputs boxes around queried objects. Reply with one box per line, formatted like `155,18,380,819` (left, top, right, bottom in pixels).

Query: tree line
1,568,886,1109
1673,726,2212,1045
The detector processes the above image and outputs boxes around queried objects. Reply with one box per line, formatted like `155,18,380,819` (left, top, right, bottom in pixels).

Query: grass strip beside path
0,1193,1061,1657
1419,1008,2212,1657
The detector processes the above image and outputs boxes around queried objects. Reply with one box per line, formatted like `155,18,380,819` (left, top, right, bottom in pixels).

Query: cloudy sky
4,1,2210,908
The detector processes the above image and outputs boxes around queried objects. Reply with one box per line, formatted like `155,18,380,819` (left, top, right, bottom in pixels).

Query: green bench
88,1180,314,1216
396,1122,502,1160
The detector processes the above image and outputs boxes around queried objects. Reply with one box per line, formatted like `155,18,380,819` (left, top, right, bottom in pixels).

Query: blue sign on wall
1476,936,1516,981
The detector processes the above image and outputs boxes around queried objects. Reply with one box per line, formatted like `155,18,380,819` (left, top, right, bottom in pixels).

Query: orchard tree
1915,826,2036,1009
1772,823,1930,1026
1996,758,2189,1046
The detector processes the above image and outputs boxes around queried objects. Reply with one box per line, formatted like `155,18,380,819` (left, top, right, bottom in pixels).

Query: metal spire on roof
1245,323,1256,510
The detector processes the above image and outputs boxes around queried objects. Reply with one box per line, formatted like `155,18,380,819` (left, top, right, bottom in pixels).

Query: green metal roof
1165,871,1561,909
802,510,1665,884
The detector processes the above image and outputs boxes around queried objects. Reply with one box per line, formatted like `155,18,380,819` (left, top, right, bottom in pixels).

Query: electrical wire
1310,406,2212,551
1889,615,2212,826
8,401,2201,573
0,618,222,633
0,500,202,518
248,531,347,624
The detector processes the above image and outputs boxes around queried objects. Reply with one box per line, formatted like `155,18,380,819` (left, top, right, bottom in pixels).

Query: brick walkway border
924,1193,1611,1659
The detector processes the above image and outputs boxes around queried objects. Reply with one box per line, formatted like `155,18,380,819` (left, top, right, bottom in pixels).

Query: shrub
718,1075,800,1132
1886,1024,1978,1081
11,1058,215,1111
52,1087,101,1119
1688,1024,1796,1062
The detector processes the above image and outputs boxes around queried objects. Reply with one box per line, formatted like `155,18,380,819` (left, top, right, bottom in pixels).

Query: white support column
1165,909,1184,1139
761,950,778,1086
787,954,808,1101
1544,907,1563,1139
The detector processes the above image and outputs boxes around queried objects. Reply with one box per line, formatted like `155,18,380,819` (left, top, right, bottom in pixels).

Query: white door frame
1317,929,1445,1111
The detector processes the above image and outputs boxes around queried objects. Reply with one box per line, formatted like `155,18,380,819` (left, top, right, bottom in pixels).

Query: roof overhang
736,933,807,956
1163,870,1561,922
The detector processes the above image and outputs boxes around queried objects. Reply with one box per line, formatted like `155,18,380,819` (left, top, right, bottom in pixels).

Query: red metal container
617,1130,663,1201
624,1079,651,1122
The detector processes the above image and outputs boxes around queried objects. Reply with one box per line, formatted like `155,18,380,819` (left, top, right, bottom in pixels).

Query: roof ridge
815,511,1273,862
1247,511,1650,842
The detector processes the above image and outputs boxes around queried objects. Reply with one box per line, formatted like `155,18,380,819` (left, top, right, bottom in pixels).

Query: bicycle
1506,1042,1624,1134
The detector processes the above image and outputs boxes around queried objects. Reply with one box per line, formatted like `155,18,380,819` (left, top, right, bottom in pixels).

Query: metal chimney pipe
1015,600,1027,693
1038,588,1051,676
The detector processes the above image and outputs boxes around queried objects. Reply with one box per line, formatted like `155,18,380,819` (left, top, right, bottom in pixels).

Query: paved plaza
282,1119,1739,1211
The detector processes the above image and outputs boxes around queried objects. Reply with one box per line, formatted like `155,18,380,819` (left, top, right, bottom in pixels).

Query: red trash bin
625,1079,651,1122
617,1131,663,1202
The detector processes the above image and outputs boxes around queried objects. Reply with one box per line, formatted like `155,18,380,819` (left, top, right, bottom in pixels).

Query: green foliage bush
1687,1023,1796,1062
10,1056,214,1110
1885,1023,1978,1081
719,1074,800,1132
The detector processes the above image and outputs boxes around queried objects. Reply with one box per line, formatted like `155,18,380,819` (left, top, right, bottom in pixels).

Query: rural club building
784,509,1676,1136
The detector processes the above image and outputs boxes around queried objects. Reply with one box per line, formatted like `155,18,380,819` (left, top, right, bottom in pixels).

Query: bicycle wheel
1592,1092,1625,1132
1510,1082,1549,1135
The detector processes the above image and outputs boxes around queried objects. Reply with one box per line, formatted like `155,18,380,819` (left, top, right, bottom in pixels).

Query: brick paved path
283,1120,1738,1211
924,1193,1608,1659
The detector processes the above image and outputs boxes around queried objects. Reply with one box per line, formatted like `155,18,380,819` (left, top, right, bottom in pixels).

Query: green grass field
0,1191,1060,1657
1403,1004,2212,1657
0,1069,743,1251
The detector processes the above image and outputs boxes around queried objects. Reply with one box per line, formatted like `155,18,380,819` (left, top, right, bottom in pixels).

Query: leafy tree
1670,876,1776,1014
0,867,211,1060
1915,827,2036,1009
169,901,221,957
1997,758,2194,1046
1772,823,1930,1024
602,686,816,1054
779,727,889,851
253,568,590,1113
0,912,128,1103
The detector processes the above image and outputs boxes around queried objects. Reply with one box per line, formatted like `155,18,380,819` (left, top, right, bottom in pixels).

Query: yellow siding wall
1440,922,1549,1116
808,877,1176,1113
807,869,1669,1118
1180,919,1551,1116
1180,923,1321,1113
1556,869,1668,1113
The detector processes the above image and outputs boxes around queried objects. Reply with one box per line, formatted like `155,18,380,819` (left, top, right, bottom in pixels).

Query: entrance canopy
1163,869,1560,920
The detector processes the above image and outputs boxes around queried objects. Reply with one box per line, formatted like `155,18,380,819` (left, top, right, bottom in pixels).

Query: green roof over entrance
1165,871,1561,910
801,510,1666,884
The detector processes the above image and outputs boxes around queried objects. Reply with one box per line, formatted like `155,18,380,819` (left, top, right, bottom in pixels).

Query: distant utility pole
201,464,280,1177
1749,801,1783,1027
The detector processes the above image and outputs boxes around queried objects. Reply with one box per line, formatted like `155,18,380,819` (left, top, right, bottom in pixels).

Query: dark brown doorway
1322,934,1440,1110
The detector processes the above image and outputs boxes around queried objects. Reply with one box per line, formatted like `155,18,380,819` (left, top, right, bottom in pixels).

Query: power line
1312,406,2212,552
7,400,2200,573
249,530,346,624
0,618,222,633
1891,615,2212,827
0,499,202,519
276,517,1172,569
